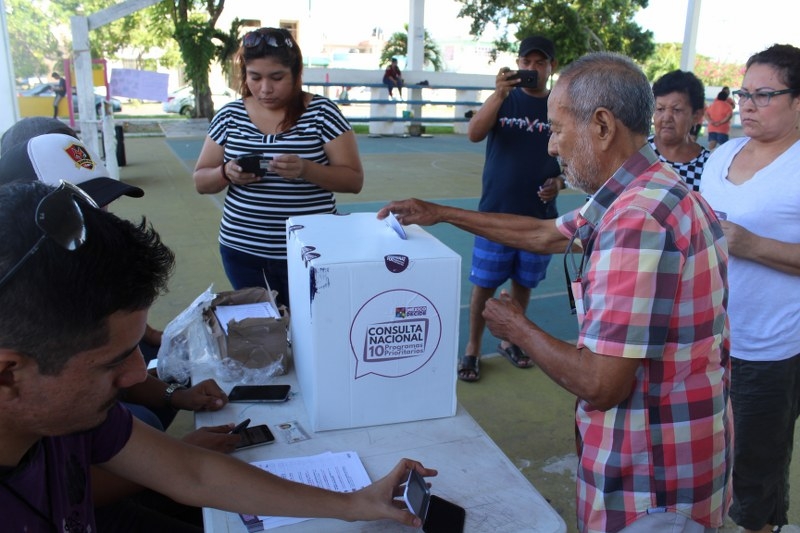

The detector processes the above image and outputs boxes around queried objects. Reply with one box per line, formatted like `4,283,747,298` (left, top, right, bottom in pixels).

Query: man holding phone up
459,35,564,382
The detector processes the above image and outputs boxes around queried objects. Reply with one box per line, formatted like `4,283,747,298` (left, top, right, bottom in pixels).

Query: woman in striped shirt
193,28,363,308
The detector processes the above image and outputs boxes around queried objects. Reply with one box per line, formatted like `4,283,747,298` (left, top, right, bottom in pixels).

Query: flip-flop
498,344,534,369
458,355,480,382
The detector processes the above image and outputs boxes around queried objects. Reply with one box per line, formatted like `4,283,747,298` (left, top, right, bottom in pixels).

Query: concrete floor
110,125,798,533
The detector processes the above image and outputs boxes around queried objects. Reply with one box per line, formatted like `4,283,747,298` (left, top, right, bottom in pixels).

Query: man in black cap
458,35,564,382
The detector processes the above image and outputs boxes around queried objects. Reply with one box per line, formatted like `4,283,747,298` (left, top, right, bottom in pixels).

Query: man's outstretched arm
378,198,570,255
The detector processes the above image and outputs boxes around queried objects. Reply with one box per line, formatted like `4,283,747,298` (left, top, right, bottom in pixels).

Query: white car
162,85,238,116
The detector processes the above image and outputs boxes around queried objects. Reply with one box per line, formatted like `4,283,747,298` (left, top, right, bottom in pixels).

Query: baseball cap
0,133,143,207
519,36,555,60
0,117,78,156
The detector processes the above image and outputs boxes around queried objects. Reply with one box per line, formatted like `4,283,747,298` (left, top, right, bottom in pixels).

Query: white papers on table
249,451,372,530
213,302,281,334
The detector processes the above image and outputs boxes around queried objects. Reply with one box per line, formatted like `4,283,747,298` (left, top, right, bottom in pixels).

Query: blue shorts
468,236,550,289
708,131,729,145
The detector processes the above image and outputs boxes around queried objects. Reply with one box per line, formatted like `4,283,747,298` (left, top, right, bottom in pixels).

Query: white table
195,372,567,533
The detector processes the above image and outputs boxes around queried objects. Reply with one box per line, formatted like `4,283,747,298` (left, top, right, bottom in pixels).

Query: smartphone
230,418,251,435
510,69,539,89
235,424,276,450
237,155,270,177
424,495,466,533
229,384,291,403
403,470,465,533
404,469,431,522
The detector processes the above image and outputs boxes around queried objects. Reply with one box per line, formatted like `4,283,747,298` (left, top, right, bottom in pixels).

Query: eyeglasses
732,88,794,107
242,28,293,49
0,181,98,291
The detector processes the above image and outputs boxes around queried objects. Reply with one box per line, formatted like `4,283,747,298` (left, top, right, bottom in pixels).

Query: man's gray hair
558,52,654,136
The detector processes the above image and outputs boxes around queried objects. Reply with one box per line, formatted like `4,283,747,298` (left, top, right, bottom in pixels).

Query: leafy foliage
152,0,236,118
641,43,745,89
380,25,444,71
6,0,63,80
455,0,655,66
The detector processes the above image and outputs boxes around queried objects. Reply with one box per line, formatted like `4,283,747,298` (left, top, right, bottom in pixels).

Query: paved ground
109,121,796,533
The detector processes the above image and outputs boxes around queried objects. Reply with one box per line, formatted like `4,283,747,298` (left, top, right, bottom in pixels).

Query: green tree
641,42,682,82
6,0,62,81
641,43,745,89
151,0,241,118
455,0,655,66
380,25,444,71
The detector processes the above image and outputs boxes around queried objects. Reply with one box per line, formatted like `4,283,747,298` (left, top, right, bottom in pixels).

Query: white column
0,0,19,136
70,15,100,157
406,0,425,122
680,0,702,72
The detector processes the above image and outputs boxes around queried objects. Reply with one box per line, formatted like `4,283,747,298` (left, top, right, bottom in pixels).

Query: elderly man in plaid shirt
379,52,732,533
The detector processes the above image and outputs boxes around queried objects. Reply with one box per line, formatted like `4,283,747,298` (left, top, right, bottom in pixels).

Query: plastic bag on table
156,286,216,385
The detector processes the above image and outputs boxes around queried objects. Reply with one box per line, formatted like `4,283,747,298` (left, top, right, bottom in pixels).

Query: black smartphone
230,418,251,435
510,69,539,89
403,469,465,533
228,384,291,403
235,424,276,450
237,155,270,177
424,495,466,533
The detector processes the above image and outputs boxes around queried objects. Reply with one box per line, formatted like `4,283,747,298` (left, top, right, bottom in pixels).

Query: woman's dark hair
716,90,729,101
652,70,706,112
236,27,306,131
746,44,800,97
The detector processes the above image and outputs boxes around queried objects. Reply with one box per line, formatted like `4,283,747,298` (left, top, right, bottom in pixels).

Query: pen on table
230,418,251,435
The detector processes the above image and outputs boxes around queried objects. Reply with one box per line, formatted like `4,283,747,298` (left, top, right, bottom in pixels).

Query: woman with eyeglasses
193,28,364,308
701,44,800,533
648,69,711,192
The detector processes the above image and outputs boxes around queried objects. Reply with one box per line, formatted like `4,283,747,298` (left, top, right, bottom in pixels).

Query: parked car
18,84,122,114
162,85,238,116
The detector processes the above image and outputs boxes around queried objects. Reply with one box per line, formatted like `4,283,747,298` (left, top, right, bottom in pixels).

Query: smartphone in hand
235,424,276,450
237,155,270,177
509,69,539,89
404,469,465,533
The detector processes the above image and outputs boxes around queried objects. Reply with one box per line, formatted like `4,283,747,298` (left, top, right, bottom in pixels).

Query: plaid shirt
557,145,732,533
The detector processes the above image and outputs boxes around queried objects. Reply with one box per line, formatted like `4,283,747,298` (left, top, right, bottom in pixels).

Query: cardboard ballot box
287,213,461,431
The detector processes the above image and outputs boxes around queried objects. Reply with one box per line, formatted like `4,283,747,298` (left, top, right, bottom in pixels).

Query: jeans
220,244,290,308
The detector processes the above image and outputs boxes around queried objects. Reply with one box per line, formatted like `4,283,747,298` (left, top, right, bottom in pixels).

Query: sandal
498,343,534,369
458,355,480,382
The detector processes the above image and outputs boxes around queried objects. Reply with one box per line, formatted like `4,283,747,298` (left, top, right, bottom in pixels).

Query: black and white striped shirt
208,95,352,259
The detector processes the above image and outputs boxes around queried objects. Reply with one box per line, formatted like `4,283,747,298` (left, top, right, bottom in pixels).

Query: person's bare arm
92,424,239,506
467,67,519,142
722,221,800,276
102,421,436,527
483,292,640,410
121,376,227,412
377,198,570,255
269,130,363,193
193,136,240,194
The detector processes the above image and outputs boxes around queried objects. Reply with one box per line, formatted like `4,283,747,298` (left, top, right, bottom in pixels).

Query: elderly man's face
546,82,601,194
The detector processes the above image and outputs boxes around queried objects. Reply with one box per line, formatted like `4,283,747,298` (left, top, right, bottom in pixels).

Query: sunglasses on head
0,181,98,292
242,28,293,49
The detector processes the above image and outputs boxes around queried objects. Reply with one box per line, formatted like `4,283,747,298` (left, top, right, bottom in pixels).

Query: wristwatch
164,382,185,408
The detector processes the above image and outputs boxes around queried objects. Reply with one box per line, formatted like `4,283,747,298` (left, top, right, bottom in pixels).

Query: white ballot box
287,213,461,431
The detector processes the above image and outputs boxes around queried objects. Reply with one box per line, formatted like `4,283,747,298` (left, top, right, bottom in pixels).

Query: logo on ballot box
350,289,442,379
